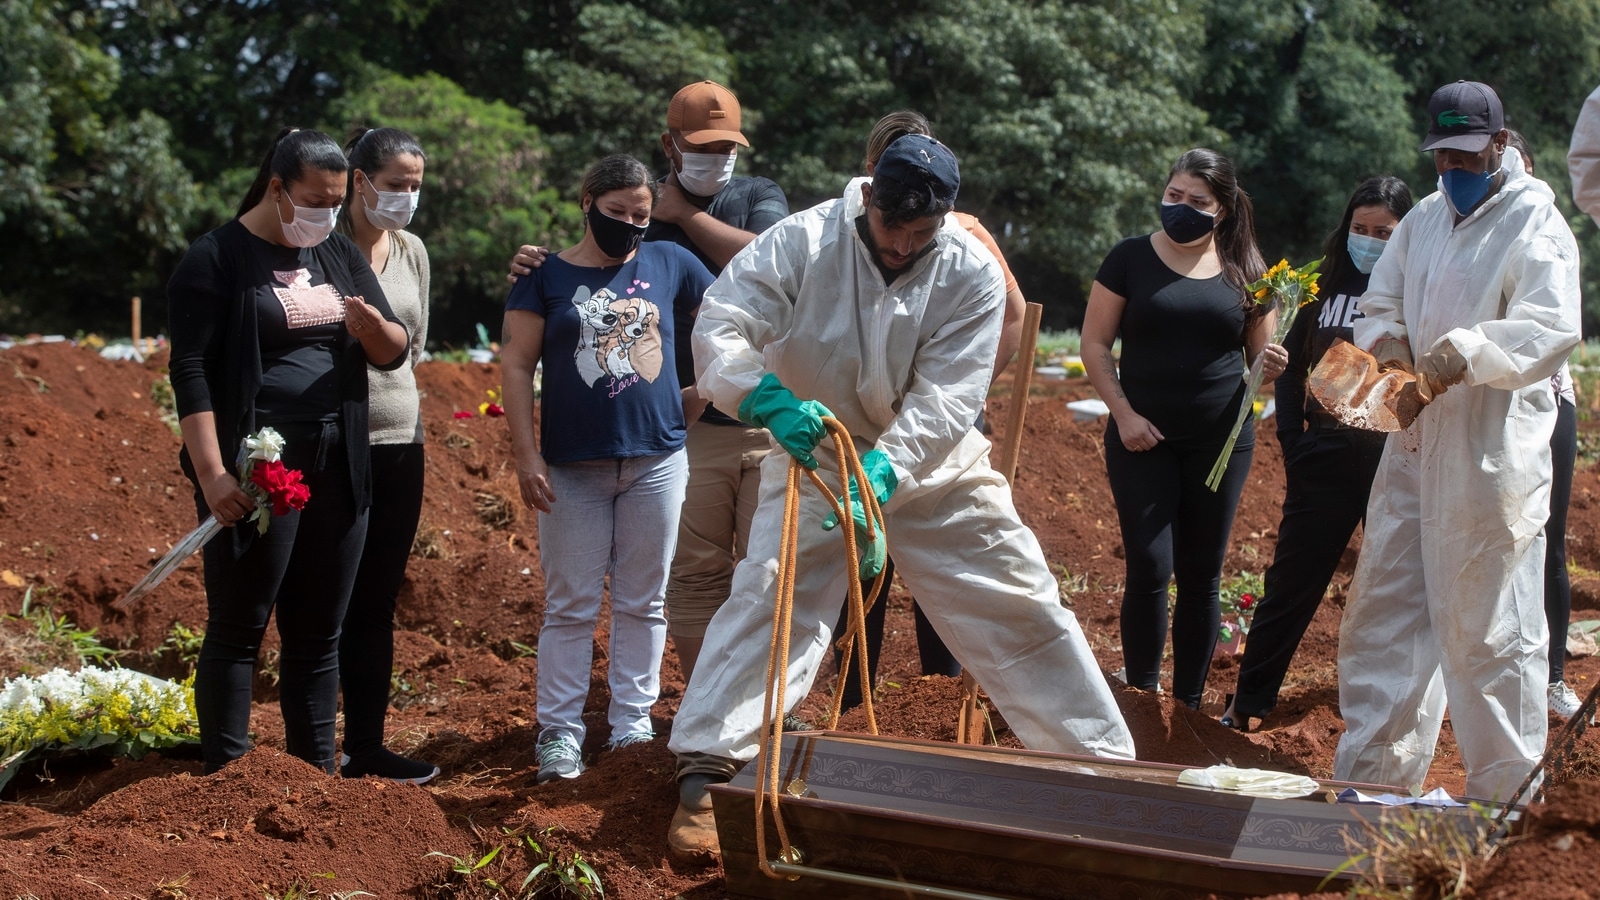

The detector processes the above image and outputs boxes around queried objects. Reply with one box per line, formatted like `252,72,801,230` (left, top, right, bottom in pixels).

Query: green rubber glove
738,373,833,470
822,448,899,580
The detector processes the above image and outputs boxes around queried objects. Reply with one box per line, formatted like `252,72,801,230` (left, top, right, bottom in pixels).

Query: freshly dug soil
0,340,1596,898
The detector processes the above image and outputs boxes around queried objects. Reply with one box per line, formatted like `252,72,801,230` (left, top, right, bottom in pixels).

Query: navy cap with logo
1419,80,1505,153
872,134,960,206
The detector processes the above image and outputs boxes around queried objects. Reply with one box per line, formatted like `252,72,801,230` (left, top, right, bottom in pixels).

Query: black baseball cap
1419,80,1504,153
873,134,960,206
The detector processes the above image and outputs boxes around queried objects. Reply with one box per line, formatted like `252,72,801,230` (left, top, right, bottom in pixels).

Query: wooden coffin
710,731,1499,900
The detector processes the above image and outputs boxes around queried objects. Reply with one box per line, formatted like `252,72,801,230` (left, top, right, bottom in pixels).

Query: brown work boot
667,802,720,861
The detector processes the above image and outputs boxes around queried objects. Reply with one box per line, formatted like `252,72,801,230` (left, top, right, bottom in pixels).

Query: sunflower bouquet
1205,258,1322,491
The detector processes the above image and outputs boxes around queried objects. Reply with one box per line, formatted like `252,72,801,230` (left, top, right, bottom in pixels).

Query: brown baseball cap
667,81,749,147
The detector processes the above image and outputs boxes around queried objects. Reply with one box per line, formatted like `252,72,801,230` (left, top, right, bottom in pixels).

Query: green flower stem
1205,291,1306,491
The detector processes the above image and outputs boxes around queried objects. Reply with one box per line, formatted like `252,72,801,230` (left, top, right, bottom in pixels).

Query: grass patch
0,586,118,676
1326,803,1498,900
1034,329,1082,365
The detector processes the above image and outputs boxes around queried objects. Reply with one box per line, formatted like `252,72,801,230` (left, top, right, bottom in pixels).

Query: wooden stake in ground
131,296,141,354
958,302,1044,745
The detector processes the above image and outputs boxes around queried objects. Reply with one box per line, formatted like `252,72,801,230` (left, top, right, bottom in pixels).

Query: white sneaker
536,730,584,783
1548,681,1582,720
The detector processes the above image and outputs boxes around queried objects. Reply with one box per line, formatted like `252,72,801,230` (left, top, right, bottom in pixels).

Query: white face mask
360,171,420,230
674,140,737,197
277,192,340,248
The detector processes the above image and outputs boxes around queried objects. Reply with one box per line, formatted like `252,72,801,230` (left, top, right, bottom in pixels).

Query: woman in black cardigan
167,128,408,774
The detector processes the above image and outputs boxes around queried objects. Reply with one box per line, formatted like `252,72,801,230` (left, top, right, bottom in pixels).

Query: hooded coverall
1334,147,1580,803
1567,83,1600,228
668,182,1135,773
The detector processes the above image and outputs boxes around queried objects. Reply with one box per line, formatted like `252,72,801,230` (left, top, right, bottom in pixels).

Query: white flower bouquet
0,666,199,791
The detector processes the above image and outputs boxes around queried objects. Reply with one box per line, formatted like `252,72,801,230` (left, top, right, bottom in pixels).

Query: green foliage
1034,330,1083,365
8,0,1600,340
331,70,582,340
152,622,205,677
428,843,507,893
1323,802,1496,899
149,374,181,436
520,2,738,191
0,0,199,335
517,827,605,899
1199,0,1415,265
5,585,118,670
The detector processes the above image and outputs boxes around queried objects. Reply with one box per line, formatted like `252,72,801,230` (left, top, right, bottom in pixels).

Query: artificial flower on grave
117,428,310,610
1218,572,1265,643
453,410,474,419
479,385,505,418
1205,258,1321,491
0,666,199,791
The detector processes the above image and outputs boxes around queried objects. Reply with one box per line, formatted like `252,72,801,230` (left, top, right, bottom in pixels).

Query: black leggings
1106,430,1252,707
1548,398,1577,684
830,557,962,713
195,421,366,773
1230,425,1385,718
340,443,425,757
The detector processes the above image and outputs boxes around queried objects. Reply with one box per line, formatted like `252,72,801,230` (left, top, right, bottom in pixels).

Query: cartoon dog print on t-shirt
569,282,663,393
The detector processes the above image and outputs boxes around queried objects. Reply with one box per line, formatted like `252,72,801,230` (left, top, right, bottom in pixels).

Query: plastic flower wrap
117,428,311,609
0,666,199,791
1205,258,1322,491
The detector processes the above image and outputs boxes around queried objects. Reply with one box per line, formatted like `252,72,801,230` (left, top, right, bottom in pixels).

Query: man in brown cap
508,80,789,690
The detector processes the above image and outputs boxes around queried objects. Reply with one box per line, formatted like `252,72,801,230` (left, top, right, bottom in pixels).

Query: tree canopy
4,0,1600,339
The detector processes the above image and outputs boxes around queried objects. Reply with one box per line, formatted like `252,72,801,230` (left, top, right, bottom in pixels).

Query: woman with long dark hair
335,126,439,781
167,127,409,774
1082,148,1284,708
1219,175,1413,731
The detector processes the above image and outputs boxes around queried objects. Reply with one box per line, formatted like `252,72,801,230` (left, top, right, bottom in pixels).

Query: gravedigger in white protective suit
1334,81,1581,804
664,135,1135,859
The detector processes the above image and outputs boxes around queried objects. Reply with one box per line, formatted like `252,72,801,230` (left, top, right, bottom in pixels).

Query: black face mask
1159,201,1217,245
587,202,647,259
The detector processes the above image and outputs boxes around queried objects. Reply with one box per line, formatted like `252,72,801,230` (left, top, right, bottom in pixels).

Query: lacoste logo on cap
1437,109,1469,127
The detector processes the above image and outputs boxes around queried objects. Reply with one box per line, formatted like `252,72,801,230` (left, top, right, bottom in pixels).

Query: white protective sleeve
1569,83,1600,227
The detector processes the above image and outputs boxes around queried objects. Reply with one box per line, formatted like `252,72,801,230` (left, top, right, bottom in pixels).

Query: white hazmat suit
1335,147,1581,803
1568,83,1600,227
668,181,1136,770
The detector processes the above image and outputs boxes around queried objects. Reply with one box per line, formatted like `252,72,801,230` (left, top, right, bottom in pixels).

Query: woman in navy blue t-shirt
501,154,712,784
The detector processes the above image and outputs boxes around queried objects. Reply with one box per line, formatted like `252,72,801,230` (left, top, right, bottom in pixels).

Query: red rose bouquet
117,428,310,609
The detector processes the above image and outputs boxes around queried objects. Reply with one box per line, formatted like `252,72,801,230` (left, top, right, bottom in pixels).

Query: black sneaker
340,749,440,785
536,730,584,783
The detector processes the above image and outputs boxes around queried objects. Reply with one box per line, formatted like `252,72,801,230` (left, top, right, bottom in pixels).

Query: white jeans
668,431,1134,766
537,450,688,743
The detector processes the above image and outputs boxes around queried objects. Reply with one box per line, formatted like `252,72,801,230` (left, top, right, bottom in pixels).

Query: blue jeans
537,450,688,743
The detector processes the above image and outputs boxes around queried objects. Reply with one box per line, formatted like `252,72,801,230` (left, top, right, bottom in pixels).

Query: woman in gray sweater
337,126,437,783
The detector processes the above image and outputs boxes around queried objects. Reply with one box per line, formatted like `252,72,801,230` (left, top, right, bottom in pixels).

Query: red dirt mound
0,340,1598,898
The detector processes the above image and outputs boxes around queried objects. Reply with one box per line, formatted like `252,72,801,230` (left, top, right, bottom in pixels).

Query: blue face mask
1439,164,1500,217
1346,232,1388,275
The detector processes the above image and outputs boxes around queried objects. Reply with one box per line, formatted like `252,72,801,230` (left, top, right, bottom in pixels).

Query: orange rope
753,417,886,879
